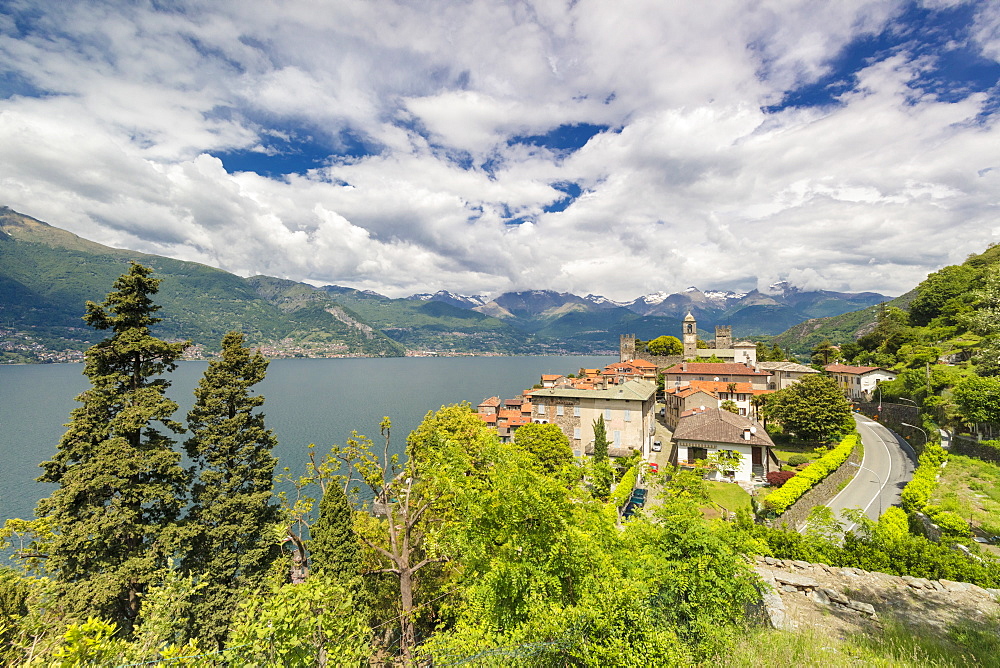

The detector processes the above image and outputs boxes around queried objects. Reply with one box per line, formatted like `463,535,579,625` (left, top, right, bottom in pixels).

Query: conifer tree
183,331,281,646
309,480,361,580
592,415,613,498
36,262,188,632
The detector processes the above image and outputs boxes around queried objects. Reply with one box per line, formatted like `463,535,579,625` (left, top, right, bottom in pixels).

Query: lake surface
0,355,614,522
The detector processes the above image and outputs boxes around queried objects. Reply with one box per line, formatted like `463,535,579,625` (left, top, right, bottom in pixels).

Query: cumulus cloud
0,0,998,301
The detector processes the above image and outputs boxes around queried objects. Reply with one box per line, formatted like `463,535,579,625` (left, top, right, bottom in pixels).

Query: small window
604,408,612,420
573,406,580,417
573,427,581,440
556,405,564,416
614,431,622,446
537,404,545,415
624,409,631,422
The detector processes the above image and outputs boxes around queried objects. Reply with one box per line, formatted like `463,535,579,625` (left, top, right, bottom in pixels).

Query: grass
712,615,1000,667
930,454,1000,538
705,481,751,515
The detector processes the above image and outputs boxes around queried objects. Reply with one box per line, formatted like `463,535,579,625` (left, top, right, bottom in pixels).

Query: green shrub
925,505,972,539
900,442,948,514
786,454,810,467
609,462,640,509
765,434,858,515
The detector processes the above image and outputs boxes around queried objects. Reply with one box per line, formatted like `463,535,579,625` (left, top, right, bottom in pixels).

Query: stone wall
767,444,861,531
856,401,924,452
951,434,1000,464
752,556,1000,633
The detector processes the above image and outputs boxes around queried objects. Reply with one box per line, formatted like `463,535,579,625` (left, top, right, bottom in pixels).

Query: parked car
623,501,638,519
652,440,661,452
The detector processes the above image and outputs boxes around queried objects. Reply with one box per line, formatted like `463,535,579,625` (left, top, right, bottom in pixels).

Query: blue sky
1,0,999,300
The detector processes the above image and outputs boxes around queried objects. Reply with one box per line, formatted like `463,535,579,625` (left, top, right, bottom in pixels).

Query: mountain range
0,206,889,361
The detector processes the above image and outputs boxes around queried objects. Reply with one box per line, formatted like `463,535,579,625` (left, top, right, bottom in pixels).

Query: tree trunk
399,568,415,664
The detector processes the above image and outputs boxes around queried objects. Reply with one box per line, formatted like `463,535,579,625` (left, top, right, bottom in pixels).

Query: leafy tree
720,399,739,414
309,479,361,581
770,343,785,362
183,331,281,646
647,335,683,356
763,373,854,442
35,262,188,632
513,422,573,475
228,575,370,665
953,375,1000,428
856,304,916,364
592,415,612,498
909,263,977,326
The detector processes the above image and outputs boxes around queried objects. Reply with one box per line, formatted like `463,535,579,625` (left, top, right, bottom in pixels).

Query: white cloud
0,0,997,303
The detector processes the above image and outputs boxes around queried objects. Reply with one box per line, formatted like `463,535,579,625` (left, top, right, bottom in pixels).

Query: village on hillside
476,312,898,508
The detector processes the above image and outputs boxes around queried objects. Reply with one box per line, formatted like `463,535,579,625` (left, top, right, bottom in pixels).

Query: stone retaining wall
752,556,1000,633
766,444,861,531
952,434,1000,464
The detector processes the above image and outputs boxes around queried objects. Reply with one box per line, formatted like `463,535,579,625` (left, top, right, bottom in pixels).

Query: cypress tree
309,480,361,580
36,262,188,631
183,331,281,646
592,415,613,498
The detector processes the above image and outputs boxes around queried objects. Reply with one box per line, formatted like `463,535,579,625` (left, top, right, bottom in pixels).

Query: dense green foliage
736,508,1000,588
763,434,858,514
512,422,574,474
591,415,612,498
763,374,854,441
309,481,361,581
35,262,189,631
646,334,683,356
182,331,282,646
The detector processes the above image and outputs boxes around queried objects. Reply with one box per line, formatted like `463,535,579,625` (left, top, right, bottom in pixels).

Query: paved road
826,414,917,530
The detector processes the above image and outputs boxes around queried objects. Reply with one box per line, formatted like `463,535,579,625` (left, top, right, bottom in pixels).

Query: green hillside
773,244,1000,365
0,208,404,361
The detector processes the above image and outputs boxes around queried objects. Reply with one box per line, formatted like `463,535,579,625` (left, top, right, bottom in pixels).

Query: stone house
529,379,657,458
758,361,820,390
824,364,898,401
670,408,779,482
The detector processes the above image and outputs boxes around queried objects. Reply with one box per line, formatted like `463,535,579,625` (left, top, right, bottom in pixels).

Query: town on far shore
476,311,897,493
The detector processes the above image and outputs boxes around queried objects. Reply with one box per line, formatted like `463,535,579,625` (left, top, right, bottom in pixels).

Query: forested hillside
0,208,403,360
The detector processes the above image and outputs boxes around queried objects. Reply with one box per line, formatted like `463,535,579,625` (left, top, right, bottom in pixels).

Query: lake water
0,355,614,523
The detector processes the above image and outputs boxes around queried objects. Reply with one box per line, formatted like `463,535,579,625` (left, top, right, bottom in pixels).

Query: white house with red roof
824,364,897,401
671,408,778,482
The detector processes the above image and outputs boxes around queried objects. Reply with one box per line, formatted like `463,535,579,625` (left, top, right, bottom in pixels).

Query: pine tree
36,262,188,631
183,331,281,647
309,480,361,580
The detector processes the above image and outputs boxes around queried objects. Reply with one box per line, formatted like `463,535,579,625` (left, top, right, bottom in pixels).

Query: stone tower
715,325,732,350
682,312,697,359
619,334,636,362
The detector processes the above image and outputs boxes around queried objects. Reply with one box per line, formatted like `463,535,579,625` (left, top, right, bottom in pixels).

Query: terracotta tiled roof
664,363,769,376
477,413,497,424
498,409,520,419
629,359,658,369
688,380,753,394
673,408,773,446
541,374,563,381
479,396,501,406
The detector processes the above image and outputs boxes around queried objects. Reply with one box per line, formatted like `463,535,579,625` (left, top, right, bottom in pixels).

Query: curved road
826,414,916,529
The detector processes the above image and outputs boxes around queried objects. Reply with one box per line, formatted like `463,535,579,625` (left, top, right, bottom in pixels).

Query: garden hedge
766,434,858,515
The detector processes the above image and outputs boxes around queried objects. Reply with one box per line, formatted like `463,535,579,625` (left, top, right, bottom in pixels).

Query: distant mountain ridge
0,206,891,361
403,284,889,341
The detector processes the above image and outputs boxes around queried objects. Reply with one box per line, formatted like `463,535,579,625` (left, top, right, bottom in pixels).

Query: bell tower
619,334,636,362
682,312,697,359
